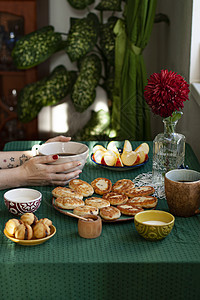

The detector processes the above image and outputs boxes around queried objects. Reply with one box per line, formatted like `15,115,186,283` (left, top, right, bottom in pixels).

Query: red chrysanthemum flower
144,69,190,118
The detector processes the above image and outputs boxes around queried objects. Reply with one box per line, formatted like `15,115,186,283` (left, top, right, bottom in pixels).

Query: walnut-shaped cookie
39,218,52,227
15,223,33,240
5,219,23,237
21,213,38,226
33,222,51,239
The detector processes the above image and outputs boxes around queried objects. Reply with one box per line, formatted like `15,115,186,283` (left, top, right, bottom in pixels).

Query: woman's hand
18,154,82,187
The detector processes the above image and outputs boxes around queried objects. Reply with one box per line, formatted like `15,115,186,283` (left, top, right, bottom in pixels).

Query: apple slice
93,145,107,153
93,150,105,164
121,151,137,166
134,151,146,165
116,156,124,167
107,141,120,157
135,143,149,155
103,150,117,166
123,140,132,153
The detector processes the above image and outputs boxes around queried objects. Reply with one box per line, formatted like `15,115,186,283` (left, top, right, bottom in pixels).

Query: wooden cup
78,215,102,239
165,169,200,217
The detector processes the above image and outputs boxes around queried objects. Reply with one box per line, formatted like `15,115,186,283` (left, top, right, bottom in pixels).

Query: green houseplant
12,0,168,140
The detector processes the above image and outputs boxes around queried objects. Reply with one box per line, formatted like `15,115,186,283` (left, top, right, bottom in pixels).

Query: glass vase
152,118,185,185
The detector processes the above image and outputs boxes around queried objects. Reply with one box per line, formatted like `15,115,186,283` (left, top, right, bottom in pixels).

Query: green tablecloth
0,141,200,300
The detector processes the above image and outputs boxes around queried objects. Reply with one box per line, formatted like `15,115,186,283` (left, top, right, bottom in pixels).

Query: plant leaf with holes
71,54,102,112
12,26,63,69
95,0,122,11
99,16,118,65
65,13,99,61
18,66,77,122
67,0,94,9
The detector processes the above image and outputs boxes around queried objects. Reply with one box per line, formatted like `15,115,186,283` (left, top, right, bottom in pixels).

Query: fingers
35,155,82,172
48,170,82,186
45,136,71,143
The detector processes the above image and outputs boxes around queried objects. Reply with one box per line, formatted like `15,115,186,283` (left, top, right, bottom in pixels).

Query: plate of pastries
91,141,149,171
4,213,56,245
52,177,157,222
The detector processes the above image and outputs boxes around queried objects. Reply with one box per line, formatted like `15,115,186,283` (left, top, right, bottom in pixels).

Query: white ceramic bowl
38,141,89,172
4,188,42,215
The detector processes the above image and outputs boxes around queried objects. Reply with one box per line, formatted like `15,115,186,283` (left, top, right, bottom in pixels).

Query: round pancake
127,196,158,208
117,204,143,216
124,186,155,197
52,186,83,200
91,178,112,195
102,192,128,205
100,206,121,221
85,197,110,209
112,179,135,194
69,179,94,197
73,205,99,216
54,197,85,210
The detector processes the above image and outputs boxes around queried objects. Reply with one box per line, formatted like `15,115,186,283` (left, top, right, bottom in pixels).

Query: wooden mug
78,215,102,239
165,169,200,217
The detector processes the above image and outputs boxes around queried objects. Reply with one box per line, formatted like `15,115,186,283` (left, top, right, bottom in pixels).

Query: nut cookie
112,179,135,194
55,197,85,210
127,196,158,208
91,178,112,195
85,197,110,209
5,219,23,237
124,186,155,197
73,205,99,217
100,206,121,221
69,179,94,197
15,223,33,240
20,213,38,226
117,204,143,216
102,192,128,206
52,186,83,200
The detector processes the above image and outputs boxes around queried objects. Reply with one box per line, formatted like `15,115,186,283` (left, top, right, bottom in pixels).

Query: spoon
66,211,89,221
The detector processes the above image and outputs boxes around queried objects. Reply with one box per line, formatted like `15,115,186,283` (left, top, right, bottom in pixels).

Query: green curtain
112,0,157,140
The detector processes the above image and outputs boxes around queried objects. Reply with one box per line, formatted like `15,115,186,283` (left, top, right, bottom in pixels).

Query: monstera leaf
12,26,63,69
67,0,94,9
99,16,118,66
95,0,122,11
71,54,102,112
18,66,77,122
65,13,99,61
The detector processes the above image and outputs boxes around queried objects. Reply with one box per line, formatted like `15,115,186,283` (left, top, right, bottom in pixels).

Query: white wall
39,0,200,162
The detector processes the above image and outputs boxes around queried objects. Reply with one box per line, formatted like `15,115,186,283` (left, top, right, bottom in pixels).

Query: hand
19,154,82,186
45,135,71,144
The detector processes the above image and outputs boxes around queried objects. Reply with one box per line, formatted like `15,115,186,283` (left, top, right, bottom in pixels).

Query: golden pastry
85,197,110,209
20,213,38,226
5,219,23,237
33,222,50,239
91,178,112,195
69,179,94,197
102,192,128,206
100,206,121,221
15,223,33,240
127,196,158,208
39,218,52,227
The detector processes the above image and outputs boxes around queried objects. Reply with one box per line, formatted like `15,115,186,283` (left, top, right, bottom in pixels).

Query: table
0,141,200,300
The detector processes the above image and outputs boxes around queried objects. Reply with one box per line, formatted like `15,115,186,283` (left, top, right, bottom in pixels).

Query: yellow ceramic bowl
134,210,175,241
4,225,56,246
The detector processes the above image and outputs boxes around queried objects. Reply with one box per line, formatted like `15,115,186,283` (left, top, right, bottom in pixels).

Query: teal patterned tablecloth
0,141,200,300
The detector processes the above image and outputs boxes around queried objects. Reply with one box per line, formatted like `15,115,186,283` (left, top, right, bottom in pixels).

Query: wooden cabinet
0,0,48,149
